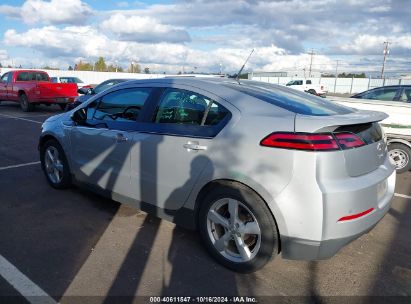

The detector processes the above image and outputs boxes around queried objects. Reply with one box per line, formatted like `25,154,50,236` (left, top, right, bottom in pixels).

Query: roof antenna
236,48,254,84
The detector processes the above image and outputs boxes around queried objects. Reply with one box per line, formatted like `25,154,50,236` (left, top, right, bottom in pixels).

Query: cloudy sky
0,0,410,75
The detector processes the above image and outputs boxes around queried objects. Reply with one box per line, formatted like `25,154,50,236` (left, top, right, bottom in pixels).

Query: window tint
204,102,229,126
363,87,398,101
154,88,228,125
17,72,29,81
223,82,353,116
93,88,151,122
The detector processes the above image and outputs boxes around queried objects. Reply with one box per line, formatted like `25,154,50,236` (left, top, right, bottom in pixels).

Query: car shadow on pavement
369,192,411,297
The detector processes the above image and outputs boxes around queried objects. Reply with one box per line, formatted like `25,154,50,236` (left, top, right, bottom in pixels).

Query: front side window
93,88,151,122
154,89,228,125
1,73,10,83
306,80,312,85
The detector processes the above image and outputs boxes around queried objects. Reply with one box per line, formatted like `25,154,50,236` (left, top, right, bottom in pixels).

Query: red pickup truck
0,70,78,111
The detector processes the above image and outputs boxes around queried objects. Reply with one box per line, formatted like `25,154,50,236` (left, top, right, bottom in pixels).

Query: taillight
334,133,365,149
260,132,366,151
260,133,339,151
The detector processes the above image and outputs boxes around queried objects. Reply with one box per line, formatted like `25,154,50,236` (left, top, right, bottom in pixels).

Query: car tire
388,143,411,174
198,181,279,273
40,139,72,189
19,93,34,112
307,89,317,95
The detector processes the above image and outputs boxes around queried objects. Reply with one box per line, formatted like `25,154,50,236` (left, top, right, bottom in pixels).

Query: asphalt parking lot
0,101,410,303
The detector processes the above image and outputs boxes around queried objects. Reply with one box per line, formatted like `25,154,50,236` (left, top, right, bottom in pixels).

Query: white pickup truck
286,79,327,97
328,95,411,173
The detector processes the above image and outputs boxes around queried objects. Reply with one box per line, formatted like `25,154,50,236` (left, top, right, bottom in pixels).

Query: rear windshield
224,82,353,116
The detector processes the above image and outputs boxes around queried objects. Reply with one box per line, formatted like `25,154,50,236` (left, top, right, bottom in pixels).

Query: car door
128,87,231,211
69,87,152,197
0,72,10,100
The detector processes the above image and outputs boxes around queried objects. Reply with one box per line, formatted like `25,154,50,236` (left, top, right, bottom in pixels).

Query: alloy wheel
206,198,261,263
44,146,64,184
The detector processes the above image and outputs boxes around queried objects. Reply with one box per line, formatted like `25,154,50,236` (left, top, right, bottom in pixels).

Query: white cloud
3,25,336,73
0,5,20,18
0,0,92,25
1,0,410,74
339,34,411,54
100,13,190,43
0,49,8,61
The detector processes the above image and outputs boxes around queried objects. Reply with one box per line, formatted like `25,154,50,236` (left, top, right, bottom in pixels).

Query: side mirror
71,108,87,125
77,87,89,95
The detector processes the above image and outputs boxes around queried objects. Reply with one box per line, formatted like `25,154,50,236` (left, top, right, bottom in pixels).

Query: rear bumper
32,97,77,104
281,222,377,260
274,153,396,260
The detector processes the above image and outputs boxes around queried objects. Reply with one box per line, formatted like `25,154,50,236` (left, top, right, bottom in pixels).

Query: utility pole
381,41,391,79
334,60,340,93
308,49,315,78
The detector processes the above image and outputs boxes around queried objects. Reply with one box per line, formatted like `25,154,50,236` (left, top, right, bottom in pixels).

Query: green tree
144,67,150,74
94,57,107,72
68,66,73,71
75,61,93,71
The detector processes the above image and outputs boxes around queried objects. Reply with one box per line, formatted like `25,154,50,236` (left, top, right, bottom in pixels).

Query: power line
381,41,391,79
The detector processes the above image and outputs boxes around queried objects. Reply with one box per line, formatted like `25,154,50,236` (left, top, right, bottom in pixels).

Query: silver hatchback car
39,78,396,272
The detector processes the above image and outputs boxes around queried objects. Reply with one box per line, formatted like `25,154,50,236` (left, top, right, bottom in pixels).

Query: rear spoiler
295,109,388,133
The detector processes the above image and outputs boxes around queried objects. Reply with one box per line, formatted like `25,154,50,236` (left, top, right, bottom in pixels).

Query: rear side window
94,88,151,122
306,80,312,84
224,82,353,116
154,88,228,125
16,72,29,81
28,72,49,81
400,88,411,103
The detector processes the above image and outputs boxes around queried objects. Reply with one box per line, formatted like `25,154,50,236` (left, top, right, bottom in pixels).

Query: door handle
183,141,207,151
116,133,128,143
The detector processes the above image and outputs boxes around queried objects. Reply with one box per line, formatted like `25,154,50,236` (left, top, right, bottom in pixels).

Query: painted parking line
0,161,41,171
394,193,411,200
0,113,43,124
0,255,57,304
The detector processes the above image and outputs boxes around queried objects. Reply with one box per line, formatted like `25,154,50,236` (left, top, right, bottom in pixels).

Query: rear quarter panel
184,112,296,237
